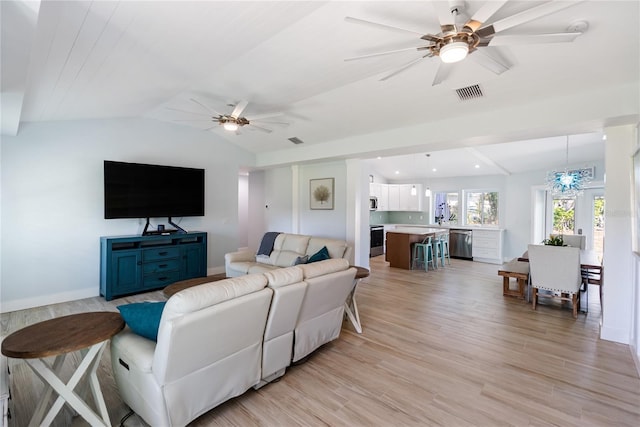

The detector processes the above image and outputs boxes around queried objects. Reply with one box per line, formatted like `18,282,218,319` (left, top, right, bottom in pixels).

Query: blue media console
100,232,207,301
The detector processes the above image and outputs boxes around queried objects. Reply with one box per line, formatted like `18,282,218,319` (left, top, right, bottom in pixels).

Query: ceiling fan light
223,121,239,132
439,41,468,63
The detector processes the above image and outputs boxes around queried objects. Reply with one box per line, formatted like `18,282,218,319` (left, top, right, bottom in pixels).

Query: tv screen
104,161,205,219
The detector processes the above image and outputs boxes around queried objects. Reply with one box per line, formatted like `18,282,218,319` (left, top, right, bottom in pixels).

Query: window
552,198,575,234
434,192,458,224
465,191,499,226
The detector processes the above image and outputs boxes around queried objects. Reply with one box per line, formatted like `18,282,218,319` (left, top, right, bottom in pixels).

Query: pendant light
545,136,592,197
424,154,432,198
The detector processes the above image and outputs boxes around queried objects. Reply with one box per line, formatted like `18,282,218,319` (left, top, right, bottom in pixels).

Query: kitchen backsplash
369,211,431,225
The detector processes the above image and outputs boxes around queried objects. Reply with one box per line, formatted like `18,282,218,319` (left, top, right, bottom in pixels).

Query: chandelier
545,136,592,198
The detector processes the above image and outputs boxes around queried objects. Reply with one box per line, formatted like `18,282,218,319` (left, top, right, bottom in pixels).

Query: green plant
542,235,565,246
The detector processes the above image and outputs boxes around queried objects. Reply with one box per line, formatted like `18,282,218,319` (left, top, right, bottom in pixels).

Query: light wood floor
2,256,639,426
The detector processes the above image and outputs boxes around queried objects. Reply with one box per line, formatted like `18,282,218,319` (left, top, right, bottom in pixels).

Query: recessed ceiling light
602,134,607,141
475,164,480,168
377,156,382,159
432,168,437,172
395,171,400,175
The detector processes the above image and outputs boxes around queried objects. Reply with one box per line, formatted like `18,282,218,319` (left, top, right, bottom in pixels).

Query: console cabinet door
110,250,142,295
182,244,206,279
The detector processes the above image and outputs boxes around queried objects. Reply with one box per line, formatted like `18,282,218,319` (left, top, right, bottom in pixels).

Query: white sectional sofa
111,258,357,427
224,233,353,277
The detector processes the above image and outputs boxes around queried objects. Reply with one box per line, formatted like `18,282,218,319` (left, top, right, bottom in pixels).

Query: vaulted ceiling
2,1,638,178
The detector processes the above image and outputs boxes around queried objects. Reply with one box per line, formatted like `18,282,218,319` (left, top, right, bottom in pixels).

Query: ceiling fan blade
251,120,290,126
468,49,510,75
463,1,508,32
172,119,214,122
248,123,273,133
345,46,432,61
432,1,455,33
488,32,582,46
379,55,430,82
231,100,249,118
165,107,211,117
189,98,222,116
476,1,584,38
344,16,425,36
431,62,453,86
246,112,284,121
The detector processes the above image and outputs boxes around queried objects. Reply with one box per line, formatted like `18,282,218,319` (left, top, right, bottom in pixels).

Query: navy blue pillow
117,301,166,341
308,246,330,263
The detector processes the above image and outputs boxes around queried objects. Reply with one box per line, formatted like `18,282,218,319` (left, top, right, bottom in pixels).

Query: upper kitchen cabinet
388,184,422,211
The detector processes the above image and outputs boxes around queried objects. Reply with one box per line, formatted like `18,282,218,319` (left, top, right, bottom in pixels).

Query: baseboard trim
1,288,98,314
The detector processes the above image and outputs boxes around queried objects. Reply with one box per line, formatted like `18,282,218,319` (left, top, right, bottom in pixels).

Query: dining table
385,227,447,270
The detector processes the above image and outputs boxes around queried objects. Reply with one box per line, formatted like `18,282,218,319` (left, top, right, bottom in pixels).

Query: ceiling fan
345,0,586,85
168,99,289,134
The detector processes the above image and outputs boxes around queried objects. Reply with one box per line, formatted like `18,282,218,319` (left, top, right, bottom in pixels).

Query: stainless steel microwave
369,196,378,210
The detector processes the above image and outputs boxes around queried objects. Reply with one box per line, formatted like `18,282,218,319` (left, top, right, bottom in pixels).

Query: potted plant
542,235,566,246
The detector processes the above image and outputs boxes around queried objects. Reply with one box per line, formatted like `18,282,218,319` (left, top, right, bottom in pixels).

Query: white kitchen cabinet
399,184,421,211
387,184,400,211
472,229,504,264
370,183,389,210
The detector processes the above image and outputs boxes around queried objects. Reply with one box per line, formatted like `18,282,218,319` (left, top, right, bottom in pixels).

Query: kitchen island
385,227,447,269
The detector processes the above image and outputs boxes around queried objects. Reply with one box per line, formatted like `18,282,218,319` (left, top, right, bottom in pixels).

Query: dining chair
560,234,586,249
527,244,582,318
412,236,436,271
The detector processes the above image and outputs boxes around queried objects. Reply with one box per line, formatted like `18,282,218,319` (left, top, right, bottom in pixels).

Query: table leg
344,280,363,334
25,342,110,427
30,355,65,425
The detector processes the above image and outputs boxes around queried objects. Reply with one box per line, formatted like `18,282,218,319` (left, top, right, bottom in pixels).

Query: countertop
371,224,505,231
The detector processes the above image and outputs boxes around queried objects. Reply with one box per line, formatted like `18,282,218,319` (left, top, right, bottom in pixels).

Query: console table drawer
143,259,181,275
144,247,180,262
144,271,180,287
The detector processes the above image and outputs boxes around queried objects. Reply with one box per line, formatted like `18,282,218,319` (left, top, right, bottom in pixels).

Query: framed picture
310,178,334,210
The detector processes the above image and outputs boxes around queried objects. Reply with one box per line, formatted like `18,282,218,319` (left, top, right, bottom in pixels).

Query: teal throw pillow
117,301,166,341
308,246,330,263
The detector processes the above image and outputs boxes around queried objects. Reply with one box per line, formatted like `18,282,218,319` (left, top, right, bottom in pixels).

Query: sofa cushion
270,234,311,267
299,258,350,279
308,246,330,263
117,301,166,341
306,238,348,260
248,263,281,274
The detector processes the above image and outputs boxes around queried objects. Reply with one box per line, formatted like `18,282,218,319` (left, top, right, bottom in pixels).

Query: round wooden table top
163,274,227,298
353,266,370,279
1,311,124,359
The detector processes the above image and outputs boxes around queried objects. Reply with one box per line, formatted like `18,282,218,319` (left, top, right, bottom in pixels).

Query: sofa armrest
225,250,256,264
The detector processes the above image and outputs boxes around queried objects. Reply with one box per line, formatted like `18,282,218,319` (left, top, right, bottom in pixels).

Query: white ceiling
2,1,638,180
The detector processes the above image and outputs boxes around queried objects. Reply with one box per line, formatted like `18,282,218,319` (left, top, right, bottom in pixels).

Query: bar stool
437,233,450,267
412,236,436,271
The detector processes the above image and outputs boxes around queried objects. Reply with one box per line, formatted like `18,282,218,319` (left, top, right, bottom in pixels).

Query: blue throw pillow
117,301,166,341
308,246,330,263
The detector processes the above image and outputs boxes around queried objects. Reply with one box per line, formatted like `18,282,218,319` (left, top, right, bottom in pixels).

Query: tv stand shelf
100,232,207,301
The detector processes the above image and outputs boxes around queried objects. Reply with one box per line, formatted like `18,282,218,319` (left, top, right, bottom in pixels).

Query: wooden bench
498,259,530,299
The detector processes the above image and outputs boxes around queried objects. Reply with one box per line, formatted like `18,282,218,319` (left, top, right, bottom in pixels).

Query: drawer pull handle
159,264,168,268
158,276,168,281
158,251,168,256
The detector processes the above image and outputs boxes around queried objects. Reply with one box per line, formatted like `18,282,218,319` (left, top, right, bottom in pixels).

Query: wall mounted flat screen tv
104,160,205,219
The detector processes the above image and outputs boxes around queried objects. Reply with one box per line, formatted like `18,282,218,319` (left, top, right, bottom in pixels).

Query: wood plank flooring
2,256,639,426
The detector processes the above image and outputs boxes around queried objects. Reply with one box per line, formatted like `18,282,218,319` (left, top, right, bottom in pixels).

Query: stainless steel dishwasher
449,229,473,260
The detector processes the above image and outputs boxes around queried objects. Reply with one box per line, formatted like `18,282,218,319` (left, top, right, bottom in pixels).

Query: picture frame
310,178,334,210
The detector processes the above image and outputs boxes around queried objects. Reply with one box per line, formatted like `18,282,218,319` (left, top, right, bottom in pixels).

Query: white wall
1,118,254,312
237,174,249,249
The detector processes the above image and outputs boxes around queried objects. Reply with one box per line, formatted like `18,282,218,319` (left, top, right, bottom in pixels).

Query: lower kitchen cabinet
471,229,504,264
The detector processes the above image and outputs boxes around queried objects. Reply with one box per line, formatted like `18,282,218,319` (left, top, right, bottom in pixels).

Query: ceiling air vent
455,84,484,101
288,137,304,145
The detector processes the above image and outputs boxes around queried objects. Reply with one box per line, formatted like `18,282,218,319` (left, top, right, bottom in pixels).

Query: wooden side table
1,312,124,427
345,266,369,334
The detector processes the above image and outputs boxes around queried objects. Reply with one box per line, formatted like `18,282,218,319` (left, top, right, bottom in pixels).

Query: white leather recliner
255,266,307,388
111,275,273,427
293,259,357,362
